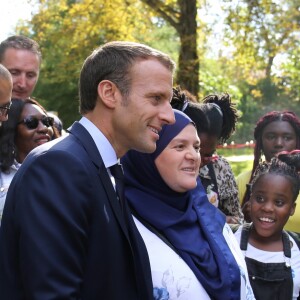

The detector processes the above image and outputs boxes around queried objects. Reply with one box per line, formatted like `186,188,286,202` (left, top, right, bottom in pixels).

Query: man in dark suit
0,41,175,299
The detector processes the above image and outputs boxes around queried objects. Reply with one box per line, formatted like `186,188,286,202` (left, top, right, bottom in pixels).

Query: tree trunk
265,55,274,80
139,0,199,96
177,0,199,96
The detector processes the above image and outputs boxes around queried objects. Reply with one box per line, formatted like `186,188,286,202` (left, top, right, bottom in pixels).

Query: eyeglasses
0,102,12,117
18,116,54,129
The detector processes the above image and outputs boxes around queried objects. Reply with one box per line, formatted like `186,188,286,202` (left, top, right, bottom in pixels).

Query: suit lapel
68,122,130,240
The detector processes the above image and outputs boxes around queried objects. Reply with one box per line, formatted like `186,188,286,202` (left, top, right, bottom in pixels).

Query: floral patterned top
200,155,244,224
133,217,255,300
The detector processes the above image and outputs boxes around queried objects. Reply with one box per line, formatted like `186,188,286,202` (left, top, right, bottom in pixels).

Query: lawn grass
217,147,254,157
227,159,253,177
217,148,254,177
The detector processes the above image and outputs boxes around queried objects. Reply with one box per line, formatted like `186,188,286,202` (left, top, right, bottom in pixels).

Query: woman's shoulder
213,155,231,168
212,155,235,176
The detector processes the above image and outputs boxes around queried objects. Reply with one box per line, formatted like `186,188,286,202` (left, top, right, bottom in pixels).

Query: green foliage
280,46,300,102
33,80,80,128
17,0,157,127
136,19,180,66
139,0,200,95
12,0,300,136
199,58,242,101
222,0,300,111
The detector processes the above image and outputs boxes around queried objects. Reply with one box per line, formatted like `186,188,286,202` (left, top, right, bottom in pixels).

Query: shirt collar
79,117,118,168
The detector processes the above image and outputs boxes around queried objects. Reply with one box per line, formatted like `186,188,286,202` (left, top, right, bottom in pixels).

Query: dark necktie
110,163,152,298
109,163,125,211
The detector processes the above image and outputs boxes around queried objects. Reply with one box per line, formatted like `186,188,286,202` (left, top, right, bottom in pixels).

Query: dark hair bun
277,150,300,171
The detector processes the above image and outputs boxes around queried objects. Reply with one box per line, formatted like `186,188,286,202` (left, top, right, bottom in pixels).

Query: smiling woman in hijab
122,109,255,300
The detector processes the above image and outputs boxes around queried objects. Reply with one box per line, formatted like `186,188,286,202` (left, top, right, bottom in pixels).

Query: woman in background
172,87,243,224
0,98,59,222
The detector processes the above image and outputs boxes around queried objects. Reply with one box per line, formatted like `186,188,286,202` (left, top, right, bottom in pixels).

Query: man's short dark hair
79,41,175,114
0,35,42,63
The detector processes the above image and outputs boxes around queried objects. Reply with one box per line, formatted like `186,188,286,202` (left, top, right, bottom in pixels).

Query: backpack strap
282,230,291,258
286,231,300,300
240,223,251,251
239,225,292,257
286,230,300,250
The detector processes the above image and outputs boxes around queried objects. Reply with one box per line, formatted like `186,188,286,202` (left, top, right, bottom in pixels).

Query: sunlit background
0,0,37,41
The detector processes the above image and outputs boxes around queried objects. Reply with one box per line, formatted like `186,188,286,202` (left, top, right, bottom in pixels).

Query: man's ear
97,80,118,108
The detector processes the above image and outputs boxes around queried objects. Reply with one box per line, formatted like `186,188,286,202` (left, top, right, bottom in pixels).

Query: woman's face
262,121,297,161
155,124,201,193
198,132,218,167
16,103,53,163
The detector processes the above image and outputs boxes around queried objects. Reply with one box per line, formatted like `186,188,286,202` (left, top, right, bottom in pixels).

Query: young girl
234,152,300,299
237,110,300,230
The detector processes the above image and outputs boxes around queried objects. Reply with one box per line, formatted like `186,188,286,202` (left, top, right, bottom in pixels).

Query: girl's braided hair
242,111,300,205
250,151,300,202
171,87,239,144
202,92,239,143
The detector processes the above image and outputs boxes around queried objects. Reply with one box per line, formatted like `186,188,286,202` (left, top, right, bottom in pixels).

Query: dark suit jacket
0,122,153,299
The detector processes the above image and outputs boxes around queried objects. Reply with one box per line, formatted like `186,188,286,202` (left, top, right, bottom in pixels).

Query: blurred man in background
0,64,12,126
0,35,41,100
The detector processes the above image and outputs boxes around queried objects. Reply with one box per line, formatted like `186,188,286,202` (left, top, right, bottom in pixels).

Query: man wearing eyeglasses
0,64,12,126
